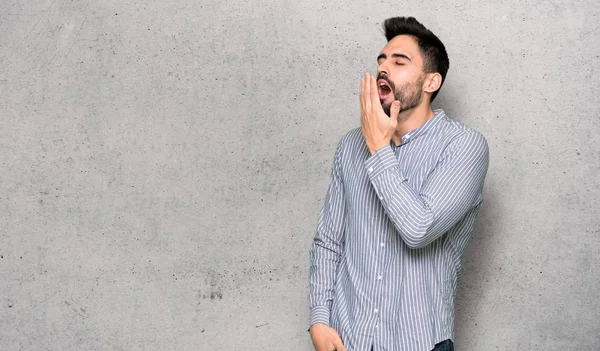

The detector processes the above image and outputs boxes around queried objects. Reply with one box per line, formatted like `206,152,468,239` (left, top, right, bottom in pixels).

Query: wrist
309,322,328,333
370,142,389,155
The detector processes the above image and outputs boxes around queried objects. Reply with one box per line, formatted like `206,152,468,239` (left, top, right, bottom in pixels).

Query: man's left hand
360,72,400,155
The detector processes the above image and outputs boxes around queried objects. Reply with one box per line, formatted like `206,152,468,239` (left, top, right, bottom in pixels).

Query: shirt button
368,167,373,173
374,308,379,313
377,275,382,280
380,242,385,247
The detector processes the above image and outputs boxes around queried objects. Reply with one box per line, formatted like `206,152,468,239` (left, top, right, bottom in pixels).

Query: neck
391,102,435,145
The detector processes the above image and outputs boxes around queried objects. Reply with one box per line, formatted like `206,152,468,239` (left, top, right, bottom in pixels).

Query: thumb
390,100,400,121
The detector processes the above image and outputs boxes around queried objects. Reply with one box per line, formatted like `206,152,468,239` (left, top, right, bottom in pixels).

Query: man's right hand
309,323,347,351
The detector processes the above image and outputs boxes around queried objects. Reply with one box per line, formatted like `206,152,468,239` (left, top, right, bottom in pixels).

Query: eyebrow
377,53,412,62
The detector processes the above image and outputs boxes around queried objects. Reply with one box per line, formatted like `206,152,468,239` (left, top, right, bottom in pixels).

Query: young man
308,17,489,351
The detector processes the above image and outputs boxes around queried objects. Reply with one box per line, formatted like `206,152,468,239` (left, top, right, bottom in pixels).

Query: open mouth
377,79,392,100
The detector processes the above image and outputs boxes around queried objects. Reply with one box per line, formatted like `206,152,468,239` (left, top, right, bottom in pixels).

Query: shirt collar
394,108,446,146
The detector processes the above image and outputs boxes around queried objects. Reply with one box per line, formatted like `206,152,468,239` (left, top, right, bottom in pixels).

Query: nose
377,60,389,77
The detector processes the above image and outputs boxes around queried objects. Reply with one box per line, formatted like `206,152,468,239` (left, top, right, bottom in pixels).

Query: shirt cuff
307,305,330,331
364,145,407,181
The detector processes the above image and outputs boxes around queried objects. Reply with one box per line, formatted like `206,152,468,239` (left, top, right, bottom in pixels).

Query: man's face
376,35,427,116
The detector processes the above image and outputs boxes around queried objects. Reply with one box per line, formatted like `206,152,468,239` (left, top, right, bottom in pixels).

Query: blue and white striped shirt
308,109,489,351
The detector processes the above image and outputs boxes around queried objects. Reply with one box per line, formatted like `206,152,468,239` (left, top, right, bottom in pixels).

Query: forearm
308,232,341,327
365,147,436,248
364,138,488,249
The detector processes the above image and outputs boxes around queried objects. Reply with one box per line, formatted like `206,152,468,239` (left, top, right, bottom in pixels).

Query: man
307,16,489,351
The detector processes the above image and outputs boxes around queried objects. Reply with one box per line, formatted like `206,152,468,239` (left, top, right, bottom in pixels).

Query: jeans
431,339,453,351
370,339,453,351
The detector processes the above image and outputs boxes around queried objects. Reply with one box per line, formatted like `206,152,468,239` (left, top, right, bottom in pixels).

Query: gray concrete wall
1,0,599,350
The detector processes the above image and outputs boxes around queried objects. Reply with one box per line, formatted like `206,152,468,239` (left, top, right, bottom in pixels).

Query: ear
423,72,442,94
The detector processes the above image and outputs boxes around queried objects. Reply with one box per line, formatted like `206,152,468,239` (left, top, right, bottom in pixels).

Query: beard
379,73,425,118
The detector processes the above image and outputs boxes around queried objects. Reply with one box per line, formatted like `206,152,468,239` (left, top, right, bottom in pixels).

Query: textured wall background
1,0,599,350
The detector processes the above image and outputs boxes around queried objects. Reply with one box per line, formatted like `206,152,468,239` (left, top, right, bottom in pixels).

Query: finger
323,341,336,351
360,77,365,115
364,73,371,111
369,74,381,108
390,100,400,124
332,337,347,351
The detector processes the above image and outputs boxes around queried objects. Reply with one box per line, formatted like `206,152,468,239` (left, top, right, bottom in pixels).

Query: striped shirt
308,109,489,351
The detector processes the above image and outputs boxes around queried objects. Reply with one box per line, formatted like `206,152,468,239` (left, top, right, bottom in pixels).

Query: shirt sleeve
364,131,489,249
308,137,346,330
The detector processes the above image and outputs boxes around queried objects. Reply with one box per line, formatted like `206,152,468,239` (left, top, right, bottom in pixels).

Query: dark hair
382,17,449,102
